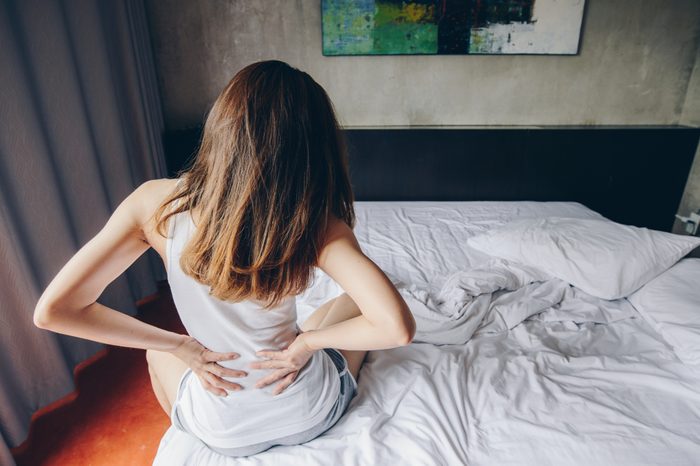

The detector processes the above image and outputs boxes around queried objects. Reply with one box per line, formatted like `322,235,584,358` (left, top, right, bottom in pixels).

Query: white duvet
153,202,700,465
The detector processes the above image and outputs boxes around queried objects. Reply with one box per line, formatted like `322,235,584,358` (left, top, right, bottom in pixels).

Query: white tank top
165,178,340,449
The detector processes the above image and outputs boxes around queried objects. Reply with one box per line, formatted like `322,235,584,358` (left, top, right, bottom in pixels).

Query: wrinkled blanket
396,258,637,344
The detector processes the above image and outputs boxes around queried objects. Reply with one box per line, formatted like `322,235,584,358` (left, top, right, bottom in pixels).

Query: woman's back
165,180,341,451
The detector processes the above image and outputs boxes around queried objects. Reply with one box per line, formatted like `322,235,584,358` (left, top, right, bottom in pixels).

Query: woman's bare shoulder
323,215,355,242
128,178,181,227
143,177,180,197
317,215,362,267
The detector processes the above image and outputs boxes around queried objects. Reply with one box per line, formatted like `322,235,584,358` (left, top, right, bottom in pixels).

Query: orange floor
11,282,185,466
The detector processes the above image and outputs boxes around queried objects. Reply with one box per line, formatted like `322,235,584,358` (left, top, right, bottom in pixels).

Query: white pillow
627,259,700,365
467,217,700,300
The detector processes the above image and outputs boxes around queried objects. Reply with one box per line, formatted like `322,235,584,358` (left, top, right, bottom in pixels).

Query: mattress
153,201,700,465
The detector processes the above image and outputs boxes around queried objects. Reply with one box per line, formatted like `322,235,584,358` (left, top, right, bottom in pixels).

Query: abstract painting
322,0,586,55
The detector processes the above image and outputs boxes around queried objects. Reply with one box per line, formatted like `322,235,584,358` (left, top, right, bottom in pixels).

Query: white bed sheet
153,201,700,465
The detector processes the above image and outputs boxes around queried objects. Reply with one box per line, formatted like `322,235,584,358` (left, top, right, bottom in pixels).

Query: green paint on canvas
322,0,375,55
323,0,437,55
371,1,437,54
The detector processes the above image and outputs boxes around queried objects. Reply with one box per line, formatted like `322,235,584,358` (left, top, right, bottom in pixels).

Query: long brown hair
154,60,355,308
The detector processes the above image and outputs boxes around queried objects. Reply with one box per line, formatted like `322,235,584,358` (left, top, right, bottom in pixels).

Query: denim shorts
171,348,358,457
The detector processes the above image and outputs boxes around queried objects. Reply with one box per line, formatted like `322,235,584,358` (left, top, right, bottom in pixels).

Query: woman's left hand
249,332,316,395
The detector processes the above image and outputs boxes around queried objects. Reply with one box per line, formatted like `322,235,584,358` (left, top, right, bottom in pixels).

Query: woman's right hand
171,335,247,397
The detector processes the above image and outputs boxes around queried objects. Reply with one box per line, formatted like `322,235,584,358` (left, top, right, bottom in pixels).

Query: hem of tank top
180,383,341,450
188,381,341,450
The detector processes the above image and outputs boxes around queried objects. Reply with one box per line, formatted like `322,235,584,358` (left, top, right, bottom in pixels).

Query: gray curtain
0,0,167,463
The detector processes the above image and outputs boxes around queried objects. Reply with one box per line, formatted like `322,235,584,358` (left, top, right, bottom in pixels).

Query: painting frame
321,0,588,57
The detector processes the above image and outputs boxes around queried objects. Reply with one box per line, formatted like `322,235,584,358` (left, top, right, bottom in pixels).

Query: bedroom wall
145,0,700,129
676,44,700,235
144,0,700,229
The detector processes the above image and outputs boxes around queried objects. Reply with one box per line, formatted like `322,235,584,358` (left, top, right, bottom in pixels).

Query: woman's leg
300,292,368,383
146,348,190,417
148,362,172,414
299,296,337,333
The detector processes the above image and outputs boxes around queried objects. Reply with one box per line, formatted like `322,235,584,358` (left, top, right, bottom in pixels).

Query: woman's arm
33,180,187,352
299,218,416,352
34,181,245,394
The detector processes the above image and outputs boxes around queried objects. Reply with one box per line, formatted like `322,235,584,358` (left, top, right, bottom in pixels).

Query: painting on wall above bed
321,0,586,56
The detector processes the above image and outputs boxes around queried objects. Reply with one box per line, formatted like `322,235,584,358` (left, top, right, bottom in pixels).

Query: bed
152,200,700,465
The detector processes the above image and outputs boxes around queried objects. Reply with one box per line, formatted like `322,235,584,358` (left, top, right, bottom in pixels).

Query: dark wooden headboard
163,126,700,232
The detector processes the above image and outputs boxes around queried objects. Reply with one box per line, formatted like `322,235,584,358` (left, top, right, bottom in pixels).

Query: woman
33,60,416,457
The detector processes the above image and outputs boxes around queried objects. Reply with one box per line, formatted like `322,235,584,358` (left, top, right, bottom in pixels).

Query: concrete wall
145,0,700,229
145,0,700,129
676,42,700,236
